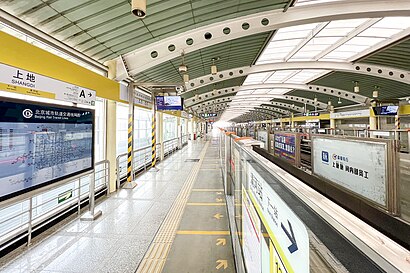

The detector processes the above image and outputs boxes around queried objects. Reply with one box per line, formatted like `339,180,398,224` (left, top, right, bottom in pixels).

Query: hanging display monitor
156,96,183,111
372,106,399,116
0,98,94,202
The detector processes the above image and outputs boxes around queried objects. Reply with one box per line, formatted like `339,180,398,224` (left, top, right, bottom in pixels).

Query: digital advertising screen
372,106,399,116
0,98,94,202
156,96,183,111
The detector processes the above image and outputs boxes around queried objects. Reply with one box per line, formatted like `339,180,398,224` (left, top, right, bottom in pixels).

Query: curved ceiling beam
185,86,343,108
185,83,368,105
223,105,290,115
113,0,410,80
187,95,328,112
191,98,233,110
190,96,305,112
263,102,304,113
196,104,282,118
185,62,410,92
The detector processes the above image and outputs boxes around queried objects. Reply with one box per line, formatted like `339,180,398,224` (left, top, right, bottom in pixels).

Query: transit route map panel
0,98,94,202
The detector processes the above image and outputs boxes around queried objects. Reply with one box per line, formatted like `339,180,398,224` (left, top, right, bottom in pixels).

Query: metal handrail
116,135,190,187
0,160,110,250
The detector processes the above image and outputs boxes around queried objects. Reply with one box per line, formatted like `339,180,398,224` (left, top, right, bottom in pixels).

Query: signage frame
0,97,95,203
311,134,399,214
273,132,301,167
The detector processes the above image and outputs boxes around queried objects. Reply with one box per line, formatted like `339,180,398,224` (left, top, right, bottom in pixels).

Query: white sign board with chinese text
257,130,268,150
246,163,309,273
312,137,387,206
330,109,370,119
242,189,262,273
0,63,96,106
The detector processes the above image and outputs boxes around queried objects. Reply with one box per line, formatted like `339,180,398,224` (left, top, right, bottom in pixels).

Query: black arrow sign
88,92,92,97
281,220,298,254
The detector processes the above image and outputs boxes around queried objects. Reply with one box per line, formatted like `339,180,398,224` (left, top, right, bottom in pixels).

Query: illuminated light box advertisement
274,133,296,164
312,137,387,206
156,96,183,111
0,98,94,202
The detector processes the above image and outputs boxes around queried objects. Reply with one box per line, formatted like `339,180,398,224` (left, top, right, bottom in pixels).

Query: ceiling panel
358,37,410,71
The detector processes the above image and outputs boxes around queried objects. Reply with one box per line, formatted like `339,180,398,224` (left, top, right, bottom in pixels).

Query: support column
151,96,158,170
106,100,117,192
177,116,182,149
369,104,377,138
395,115,400,130
369,106,377,130
330,106,335,135
123,86,137,189
158,111,164,161
190,117,195,140
291,113,295,129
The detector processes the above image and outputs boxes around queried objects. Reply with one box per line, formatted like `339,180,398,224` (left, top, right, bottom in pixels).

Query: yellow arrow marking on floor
216,260,228,270
214,213,224,220
216,238,226,246
216,192,223,195
216,198,223,202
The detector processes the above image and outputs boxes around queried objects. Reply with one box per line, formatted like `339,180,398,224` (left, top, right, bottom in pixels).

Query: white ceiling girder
185,82,368,105
187,95,328,109
113,0,410,80
225,106,290,114
185,62,410,91
184,85,344,108
192,100,232,110
189,95,306,112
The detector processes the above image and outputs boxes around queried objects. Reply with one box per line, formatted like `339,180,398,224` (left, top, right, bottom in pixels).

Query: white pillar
106,100,117,193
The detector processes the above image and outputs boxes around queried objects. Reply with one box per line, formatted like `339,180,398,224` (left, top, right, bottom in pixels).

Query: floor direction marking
216,260,228,270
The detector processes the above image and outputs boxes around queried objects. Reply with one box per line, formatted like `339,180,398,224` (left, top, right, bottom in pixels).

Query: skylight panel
359,28,402,38
296,0,345,6
344,36,386,46
266,89,291,95
265,70,300,83
285,70,327,84
242,72,271,85
372,17,410,29
325,18,369,29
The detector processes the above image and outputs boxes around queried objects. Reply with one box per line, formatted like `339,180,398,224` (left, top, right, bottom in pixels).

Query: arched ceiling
1,0,410,123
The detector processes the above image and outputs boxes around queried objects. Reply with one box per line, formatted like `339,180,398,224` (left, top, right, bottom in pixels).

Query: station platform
0,137,235,273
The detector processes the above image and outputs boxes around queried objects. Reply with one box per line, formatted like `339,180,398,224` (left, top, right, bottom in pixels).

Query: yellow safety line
186,203,226,206
191,189,224,192
176,230,230,235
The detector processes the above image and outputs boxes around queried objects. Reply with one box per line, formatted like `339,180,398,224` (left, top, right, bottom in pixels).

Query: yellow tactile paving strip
135,141,210,273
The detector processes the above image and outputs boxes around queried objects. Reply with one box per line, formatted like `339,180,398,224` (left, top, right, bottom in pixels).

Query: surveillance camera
175,86,184,92
132,0,146,18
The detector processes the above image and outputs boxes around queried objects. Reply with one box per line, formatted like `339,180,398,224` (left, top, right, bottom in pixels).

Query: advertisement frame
0,97,95,203
311,135,399,214
273,132,301,167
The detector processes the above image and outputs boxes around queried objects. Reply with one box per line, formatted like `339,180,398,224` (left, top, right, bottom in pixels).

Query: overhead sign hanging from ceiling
0,63,96,106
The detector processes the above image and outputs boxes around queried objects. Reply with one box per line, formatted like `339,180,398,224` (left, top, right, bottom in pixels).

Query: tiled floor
0,140,208,273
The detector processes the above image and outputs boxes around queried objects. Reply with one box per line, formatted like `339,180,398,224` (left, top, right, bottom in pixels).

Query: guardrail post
106,161,111,197
80,171,102,221
27,197,33,246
